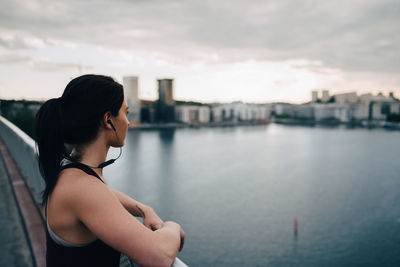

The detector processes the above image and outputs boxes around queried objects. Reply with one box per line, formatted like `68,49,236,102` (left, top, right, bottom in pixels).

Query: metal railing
0,115,44,206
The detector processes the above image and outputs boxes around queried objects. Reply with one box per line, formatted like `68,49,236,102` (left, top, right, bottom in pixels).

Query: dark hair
35,74,124,205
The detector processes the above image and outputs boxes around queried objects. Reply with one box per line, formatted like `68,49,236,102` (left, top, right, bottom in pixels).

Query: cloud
0,51,31,64
0,47,92,71
31,60,93,72
0,0,398,74
0,34,45,49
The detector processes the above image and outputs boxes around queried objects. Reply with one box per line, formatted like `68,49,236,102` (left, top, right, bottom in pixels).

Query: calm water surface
105,124,400,267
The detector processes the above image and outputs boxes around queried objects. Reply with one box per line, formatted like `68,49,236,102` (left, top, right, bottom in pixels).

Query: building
311,89,331,103
140,100,156,123
198,106,210,123
333,92,358,105
274,103,314,119
157,79,175,122
210,105,223,122
175,105,210,124
210,102,271,123
122,76,141,123
313,104,352,122
322,89,330,102
211,104,235,122
311,91,318,103
158,79,175,106
365,93,400,120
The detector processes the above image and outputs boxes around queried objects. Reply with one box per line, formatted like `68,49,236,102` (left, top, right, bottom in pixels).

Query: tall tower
157,78,175,122
311,91,318,103
322,89,330,103
123,76,140,123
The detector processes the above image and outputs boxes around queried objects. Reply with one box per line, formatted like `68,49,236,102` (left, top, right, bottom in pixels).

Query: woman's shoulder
54,168,107,204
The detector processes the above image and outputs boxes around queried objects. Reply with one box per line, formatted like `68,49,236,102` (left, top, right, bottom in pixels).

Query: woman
35,74,185,267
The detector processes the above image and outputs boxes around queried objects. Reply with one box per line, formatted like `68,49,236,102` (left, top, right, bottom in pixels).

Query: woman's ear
102,112,113,129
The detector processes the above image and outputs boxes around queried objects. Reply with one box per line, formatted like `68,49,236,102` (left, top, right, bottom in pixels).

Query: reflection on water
157,129,175,213
158,129,175,143
105,125,400,266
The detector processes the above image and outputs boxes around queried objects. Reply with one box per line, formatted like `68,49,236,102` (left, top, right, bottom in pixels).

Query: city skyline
0,0,399,103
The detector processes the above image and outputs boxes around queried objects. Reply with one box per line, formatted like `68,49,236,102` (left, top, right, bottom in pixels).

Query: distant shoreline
128,121,269,130
128,120,400,130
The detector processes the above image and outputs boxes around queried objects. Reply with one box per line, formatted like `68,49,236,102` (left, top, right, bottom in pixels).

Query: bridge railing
0,115,44,208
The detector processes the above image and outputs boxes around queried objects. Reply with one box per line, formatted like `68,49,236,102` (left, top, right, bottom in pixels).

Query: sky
0,0,399,103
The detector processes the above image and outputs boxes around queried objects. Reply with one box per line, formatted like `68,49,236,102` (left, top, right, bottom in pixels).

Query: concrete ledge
0,138,45,267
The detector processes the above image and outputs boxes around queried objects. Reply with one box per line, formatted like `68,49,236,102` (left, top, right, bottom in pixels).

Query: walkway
0,149,35,267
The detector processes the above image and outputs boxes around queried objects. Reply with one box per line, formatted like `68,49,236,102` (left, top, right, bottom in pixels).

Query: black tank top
45,162,121,267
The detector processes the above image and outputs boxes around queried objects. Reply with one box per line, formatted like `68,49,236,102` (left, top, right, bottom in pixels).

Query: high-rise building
158,79,175,106
322,89,330,102
122,76,140,123
157,78,175,122
311,91,318,102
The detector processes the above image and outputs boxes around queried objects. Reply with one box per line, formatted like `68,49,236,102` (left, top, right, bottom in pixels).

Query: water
104,124,400,266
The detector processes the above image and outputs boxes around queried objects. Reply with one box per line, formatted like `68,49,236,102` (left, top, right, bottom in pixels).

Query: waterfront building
353,104,369,120
231,102,250,121
250,105,263,121
311,91,318,103
310,89,331,103
255,105,270,121
368,93,399,120
210,105,223,123
122,76,141,123
313,104,352,122
274,103,291,117
234,102,271,122
211,104,235,122
175,105,210,124
322,90,330,102
352,93,400,121
333,92,358,105
140,100,156,123
275,103,314,119
294,105,314,119
157,78,175,122
210,102,270,123
175,105,197,124
308,90,400,122
198,106,210,123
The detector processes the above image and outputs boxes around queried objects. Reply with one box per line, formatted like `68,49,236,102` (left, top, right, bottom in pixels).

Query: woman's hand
143,206,164,231
161,222,185,252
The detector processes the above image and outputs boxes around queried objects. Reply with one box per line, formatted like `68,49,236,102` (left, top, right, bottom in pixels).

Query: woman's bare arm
111,189,164,230
67,174,181,267
112,189,185,250
111,189,148,217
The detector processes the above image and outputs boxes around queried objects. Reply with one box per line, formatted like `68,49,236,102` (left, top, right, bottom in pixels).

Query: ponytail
35,98,65,205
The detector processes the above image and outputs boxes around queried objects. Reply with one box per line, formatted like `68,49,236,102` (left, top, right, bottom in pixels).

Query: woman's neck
71,139,110,175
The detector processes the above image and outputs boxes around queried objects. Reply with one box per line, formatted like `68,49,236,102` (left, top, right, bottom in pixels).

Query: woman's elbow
154,247,177,267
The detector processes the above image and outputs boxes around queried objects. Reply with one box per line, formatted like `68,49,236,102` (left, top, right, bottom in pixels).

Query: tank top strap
60,162,104,183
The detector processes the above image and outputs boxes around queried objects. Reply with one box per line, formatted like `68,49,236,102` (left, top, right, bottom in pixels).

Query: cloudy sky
0,0,399,103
